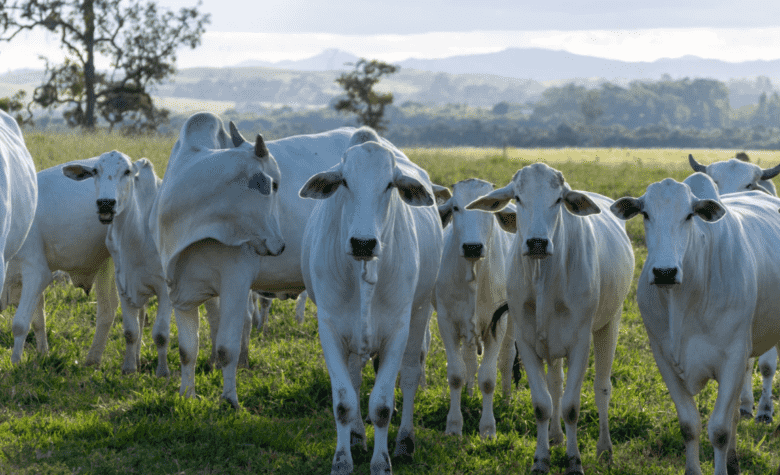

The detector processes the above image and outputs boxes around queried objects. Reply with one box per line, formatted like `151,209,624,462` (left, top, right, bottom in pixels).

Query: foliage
1,135,778,474
0,0,209,133
334,58,398,132
0,89,33,126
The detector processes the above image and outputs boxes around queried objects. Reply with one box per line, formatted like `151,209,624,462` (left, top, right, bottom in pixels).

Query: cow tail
512,341,523,388
490,302,509,339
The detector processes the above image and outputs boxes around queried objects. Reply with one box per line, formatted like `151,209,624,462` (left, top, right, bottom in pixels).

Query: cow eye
685,213,693,221
641,211,649,220
273,181,279,192
123,169,131,176
555,197,562,204
452,205,460,212
342,179,349,190
386,181,393,191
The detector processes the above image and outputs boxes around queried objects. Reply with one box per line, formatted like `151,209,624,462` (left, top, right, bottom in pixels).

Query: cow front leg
175,306,200,399
436,307,467,436
118,294,143,374
151,286,173,377
319,317,357,475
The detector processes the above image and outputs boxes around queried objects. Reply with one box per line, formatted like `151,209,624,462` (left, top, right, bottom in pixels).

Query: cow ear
563,190,601,216
465,184,513,212
393,170,434,207
494,207,517,233
431,184,452,205
229,121,247,147
692,199,726,222
610,197,643,220
131,158,152,178
62,164,96,181
248,170,273,195
438,199,453,227
299,170,344,199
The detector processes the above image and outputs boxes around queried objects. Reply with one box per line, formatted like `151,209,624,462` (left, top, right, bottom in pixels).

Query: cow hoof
445,419,463,436
331,449,352,475
565,455,584,475
596,442,613,462
156,366,170,378
221,395,240,410
393,430,415,458
739,408,753,419
121,366,137,375
531,456,550,474
370,452,392,475
726,447,740,475
755,414,773,425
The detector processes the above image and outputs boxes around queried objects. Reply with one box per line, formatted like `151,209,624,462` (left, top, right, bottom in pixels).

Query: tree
0,89,33,126
334,58,398,132
0,0,209,133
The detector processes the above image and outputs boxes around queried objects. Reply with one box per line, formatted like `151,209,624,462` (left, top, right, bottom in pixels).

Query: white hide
687,156,780,424
300,129,443,475
434,178,517,439
62,152,176,377
0,110,39,358
611,178,780,475
150,112,386,409
467,163,634,475
4,157,118,365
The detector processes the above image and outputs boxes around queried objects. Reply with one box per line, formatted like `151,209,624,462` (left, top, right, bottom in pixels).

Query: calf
611,176,780,475
468,163,634,474
300,128,443,474
435,178,518,438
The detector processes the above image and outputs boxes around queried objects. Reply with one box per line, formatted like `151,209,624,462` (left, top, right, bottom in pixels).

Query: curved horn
255,134,269,158
688,154,707,173
761,162,780,181
229,121,246,147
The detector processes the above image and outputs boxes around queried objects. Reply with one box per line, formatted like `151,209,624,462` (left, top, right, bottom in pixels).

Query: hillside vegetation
0,133,778,474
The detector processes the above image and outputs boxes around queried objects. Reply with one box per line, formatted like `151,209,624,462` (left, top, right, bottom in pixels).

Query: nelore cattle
300,128,444,474
689,154,780,424
611,176,780,475
435,178,519,439
467,163,634,474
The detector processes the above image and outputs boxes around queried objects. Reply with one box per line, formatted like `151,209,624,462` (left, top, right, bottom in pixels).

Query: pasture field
0,132,778,474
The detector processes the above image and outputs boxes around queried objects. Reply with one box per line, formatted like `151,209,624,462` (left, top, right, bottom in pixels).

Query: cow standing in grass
300,128,443,475
467,163,634,474
4,157,118,366
689,154,780,424
611,176,780,475
434,178,518,439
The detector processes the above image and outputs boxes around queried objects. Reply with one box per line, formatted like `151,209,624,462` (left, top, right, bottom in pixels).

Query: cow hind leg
547,358,565,447
203,297,220,370
592,315,620,461
30,293,48,355
85,259,118,366
755,346,777,424
370,337,406,475
478,321,506,439
175,306,200,399
152,288,173,377
215,284,252,409
497,317,517,402
294,290,307,324
740,357,756,419
11,269,51,364
254,295,271,331
436,307,467,436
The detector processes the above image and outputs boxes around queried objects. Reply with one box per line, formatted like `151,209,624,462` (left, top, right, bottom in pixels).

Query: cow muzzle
96,198,116,224
651,267,680,288
349,237,378,261
462,243,484,261
524,238,550,259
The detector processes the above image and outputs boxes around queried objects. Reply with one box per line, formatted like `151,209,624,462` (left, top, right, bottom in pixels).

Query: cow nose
462,243,484,259
97,198,116,213
526,238,549,257
350,237,378,259
652,267,678,285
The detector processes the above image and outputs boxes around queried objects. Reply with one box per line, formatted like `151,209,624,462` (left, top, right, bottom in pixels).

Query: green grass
1,134,779,474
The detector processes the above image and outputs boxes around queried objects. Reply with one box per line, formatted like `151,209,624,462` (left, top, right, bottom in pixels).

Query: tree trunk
83,0,96,130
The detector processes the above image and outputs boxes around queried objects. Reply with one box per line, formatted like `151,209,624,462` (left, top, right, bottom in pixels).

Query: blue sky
3,0,780,71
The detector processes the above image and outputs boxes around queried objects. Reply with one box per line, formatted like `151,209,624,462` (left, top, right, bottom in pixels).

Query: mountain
235,48,360,71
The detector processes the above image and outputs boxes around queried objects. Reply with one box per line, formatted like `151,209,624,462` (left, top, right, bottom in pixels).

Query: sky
3,0,780,71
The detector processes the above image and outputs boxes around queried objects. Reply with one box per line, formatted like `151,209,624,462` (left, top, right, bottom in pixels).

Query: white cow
300,128,443,475
152,112,393,408
689,154,780,424
0,109,38,349
3,157,118,366
434,178,518,438
467,163,634,475
611,176,780,475
62,151,177,376
253,290,308,331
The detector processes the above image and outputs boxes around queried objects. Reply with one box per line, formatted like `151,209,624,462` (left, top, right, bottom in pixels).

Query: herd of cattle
0,108,779,475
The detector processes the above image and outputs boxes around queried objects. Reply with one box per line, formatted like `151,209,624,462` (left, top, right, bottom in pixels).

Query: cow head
299,128,433,261
62,151,149,224
438,179,513,261
688,154,780,195
466,163,599,259
611,178,725,288
226,122,285,257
